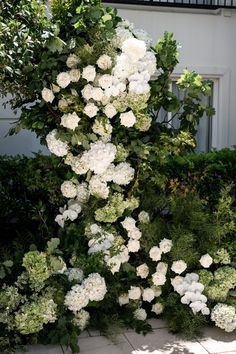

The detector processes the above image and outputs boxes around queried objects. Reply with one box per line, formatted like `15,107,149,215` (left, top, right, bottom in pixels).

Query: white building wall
0,6,235,155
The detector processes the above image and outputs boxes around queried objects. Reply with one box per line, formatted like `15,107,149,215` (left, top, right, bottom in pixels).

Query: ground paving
16,319,236,354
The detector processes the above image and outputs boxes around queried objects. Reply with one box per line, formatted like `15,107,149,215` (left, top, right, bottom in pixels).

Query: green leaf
3,260,13,268
47,238,60,254
0,267,6,279
47,37,66,54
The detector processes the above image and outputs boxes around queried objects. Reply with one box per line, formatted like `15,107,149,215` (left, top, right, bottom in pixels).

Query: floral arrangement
0,1,235,353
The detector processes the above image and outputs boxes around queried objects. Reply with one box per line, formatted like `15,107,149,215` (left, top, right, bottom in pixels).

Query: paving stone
64,335,133,354
125,328,209,354
16,344,63,354
147,318,168,329
197,327,236,353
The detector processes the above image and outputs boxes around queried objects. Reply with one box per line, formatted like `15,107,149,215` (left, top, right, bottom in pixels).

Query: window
156,80,215,153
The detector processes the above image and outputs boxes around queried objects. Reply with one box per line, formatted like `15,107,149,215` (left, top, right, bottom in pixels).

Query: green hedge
0,148,235,256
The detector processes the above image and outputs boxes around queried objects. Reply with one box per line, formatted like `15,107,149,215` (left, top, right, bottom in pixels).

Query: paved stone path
16,319,236,354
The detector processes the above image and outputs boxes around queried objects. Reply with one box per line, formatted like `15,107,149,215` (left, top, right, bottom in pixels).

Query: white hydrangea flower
82,65,96,82
46,129,69,157
65,153,89,175
132,28,153,47
63,209,79,222
128,286,142,300
134,308,147,321
61,112,80,130
41,88,55,103
64,284,89,313
211,304,236,332
118,293,129,306
107,257,121,274
171,276,184,291
122,38,146,62
112,162,135,186
151,285,162,297
77,183,90,204
61,181,77,199
88,232,114,254
152,272,166,286
142,288,155,302
136,263,149,279
121,217,136,231
52,84,60,93
80,141,116,175
138,211,150,224
65,268,84,282
89,175,109,199
69,69,81,82
115,27,133,49
56,72,71,88
73,309,90,331
91,87,104,101
171,260,187,274
55,214,65,228
96,54,113,70
149,246,162,262
120,110,136,128
151,302,164,315
81,84,94,100
127,239,140,253
90,223,102,235
104,103,117,118
58,98,69,110
156,262,168,275
66,54,80,68
98,74,113,89
92,118,112,138
128,228,142,241
83,102,99,118
83,273,107,302
159,238,173,254
68,200,82,214
199,254,213,268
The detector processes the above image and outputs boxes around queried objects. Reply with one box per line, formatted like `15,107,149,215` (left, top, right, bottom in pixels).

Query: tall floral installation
0,0,236,353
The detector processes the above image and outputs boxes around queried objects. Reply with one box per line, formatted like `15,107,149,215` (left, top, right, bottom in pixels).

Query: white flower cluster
211,303,236,332
199,254,213,268
119,284,161,307
87,224,115,254
80,141,117,175
138,211,150,224
73,309,90,331
152,262,168,286
151,302,164,315
149,238,173,262
171,260,187,274
171,273,210,315
46,130,69,157
106,245,130,274
55,200,82,228
60,112,81,131
134,308,147,321
121,217,142,253
65,268,84,283
136,263,149,279
64,273,107,313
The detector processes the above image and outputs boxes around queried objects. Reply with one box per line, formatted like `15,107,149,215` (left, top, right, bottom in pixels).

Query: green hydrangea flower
15,297,57,335
95,193,139,223
198,269,214,287
22,251,50,291
213,248,231,265
115,144,129,162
